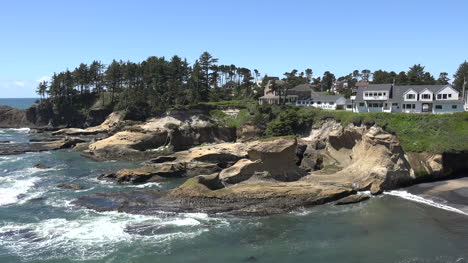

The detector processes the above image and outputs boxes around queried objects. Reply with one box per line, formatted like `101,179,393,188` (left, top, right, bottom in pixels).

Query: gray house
353,84,465,114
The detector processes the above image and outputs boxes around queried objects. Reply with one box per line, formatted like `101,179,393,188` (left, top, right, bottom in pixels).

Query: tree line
36,53,468,119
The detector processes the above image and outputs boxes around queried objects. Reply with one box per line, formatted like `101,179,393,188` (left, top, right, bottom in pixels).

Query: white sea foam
385,190,468,216
0,166,55,206
0,176,40,206
7,128,30,133
128,182,162,188
0,211,216,261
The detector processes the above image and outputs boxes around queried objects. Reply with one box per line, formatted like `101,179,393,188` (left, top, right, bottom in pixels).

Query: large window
421,94,431,99
359,103,365,107
435,105,442,109
437,94,442,99
403,104,416,109
406,94,416,99
452,105,457,109
443,94,447,99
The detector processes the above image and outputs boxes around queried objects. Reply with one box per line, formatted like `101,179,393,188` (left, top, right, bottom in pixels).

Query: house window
364,92,368,97
452,105,457,109
392,103,398,106
448,94,452,98
443,94,447,99
421,94,431,99
406,94,415,99
330,102,335,105
347,105,352,109
317,101,322,104
378,92,382,96
359,103,365,107
383,92,386,96
435,105,442,109
437,94,441,99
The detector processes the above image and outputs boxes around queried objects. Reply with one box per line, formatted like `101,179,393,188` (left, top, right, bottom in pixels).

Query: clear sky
1,0,467,98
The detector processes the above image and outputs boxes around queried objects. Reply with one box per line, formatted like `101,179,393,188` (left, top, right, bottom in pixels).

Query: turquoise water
0,98,38,109
0,129,467,263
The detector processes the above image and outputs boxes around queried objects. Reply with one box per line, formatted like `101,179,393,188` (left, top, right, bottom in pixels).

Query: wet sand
405,177,468,214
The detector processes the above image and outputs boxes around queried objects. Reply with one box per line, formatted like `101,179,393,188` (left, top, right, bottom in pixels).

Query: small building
296,94,347,110
223,80,238,90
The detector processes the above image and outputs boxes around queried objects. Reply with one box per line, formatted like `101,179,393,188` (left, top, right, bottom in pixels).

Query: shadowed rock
335,194,370,205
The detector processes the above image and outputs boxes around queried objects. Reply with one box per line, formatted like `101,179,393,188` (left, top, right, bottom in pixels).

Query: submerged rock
57,182,84,190
33,164,50,169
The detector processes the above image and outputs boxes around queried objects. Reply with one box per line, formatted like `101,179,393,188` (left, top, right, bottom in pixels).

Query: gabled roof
290,83,314,91
391,85,452,102
354,84,392,101
311,94,346,102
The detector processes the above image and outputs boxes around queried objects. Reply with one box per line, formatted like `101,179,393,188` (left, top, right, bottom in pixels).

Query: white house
353,84,465,114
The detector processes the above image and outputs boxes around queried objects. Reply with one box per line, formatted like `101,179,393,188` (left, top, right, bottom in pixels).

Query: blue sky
0,0,467,98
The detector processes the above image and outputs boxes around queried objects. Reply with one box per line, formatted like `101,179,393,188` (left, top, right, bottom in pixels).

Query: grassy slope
297,107,468,153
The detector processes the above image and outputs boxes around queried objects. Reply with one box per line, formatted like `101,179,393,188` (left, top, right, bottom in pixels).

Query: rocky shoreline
1,107,468,216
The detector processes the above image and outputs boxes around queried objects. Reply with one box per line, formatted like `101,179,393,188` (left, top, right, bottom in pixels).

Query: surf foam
385,190,468,216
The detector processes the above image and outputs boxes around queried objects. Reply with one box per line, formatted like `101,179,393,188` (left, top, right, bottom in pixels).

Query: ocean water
0,98,38,109
0,129,467,263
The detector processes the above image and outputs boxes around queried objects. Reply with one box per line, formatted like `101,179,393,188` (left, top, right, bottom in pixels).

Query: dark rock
148,156,177,164
0,228,44,243
335,194,370,205
60,137,86,149
34,164,50,169
124,224,177,236
243,256,258,262
57,183,84,190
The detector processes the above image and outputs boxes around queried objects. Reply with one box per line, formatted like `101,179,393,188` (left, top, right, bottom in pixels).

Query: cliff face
0,103,112,129
0,106,36,128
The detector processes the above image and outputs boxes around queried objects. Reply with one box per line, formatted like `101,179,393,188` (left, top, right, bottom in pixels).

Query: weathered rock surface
335,193,370,205
52,111,124,136
301,120,414,194
76,119,467,216
99,142,248,183
219,138,307,185
83,109,237,160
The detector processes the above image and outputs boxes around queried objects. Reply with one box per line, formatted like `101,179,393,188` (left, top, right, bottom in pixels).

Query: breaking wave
0,211,227,261
385,190,468,216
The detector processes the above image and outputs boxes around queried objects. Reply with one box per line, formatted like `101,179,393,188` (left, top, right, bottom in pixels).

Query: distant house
296,95,347,110
258,79,298,105
353,84,465,114
223,80,238,90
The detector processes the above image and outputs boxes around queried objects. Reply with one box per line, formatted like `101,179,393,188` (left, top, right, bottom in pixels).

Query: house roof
303,94,346,103
354,84,392,101
390,85,452,103
355,81,369,87
290,83,314,91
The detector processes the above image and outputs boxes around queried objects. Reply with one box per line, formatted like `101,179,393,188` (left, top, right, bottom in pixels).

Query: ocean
0,98,38,109
0,103,467,262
